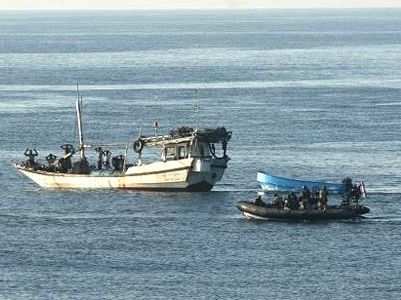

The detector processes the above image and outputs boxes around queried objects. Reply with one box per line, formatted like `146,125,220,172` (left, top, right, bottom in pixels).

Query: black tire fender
133,139,144,153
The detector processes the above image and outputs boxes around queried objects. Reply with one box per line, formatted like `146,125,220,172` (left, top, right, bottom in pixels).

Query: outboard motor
112,155,125,172
358,206,370,214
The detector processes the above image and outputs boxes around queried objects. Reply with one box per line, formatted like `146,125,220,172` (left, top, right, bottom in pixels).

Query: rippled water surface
1,9,401,299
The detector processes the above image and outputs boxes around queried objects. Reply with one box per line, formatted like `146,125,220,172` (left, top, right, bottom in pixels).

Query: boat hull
15,157,228,191
257,171,347,193
237,201,369,221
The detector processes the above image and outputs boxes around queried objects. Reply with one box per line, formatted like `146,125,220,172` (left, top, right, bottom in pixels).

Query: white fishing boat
14,97,231,191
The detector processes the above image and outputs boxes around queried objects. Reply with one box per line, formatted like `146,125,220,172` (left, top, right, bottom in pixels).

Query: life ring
133,139,144,153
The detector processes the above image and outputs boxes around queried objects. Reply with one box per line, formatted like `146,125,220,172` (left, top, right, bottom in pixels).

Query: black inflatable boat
237,201,370,221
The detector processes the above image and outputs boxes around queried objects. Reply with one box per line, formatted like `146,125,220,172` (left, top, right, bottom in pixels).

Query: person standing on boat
287,191,299,210
310,188,319,209
60,144,74,171
24,148,38,168
350,184,361,204
95,147,103,170
319,186,329,211
272,194,284,208
103,150,112,169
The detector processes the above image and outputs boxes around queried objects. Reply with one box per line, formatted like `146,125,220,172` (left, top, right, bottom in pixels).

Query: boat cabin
161,141,212,161
138,126,231,163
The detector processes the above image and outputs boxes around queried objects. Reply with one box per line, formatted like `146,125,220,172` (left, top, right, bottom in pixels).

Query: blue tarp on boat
257,171,347,193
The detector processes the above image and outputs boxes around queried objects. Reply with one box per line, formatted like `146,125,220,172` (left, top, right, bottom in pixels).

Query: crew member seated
254,195,264,206
299,186,311,210
310,188,319,209
341,184,362,206
46,153,57,165
350,184,361,204
56,157,68,173
340,196,350,207
24,148,38,168
45,153,57,172
272,193,284,208
286,191,299,210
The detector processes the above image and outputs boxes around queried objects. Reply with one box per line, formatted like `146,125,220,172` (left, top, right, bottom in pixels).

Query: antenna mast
76,83,80,101
195,88,200,130
76,84,85,159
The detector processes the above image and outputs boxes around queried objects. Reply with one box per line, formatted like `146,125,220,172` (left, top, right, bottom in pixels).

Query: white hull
15,157,228,191
242,211,269,220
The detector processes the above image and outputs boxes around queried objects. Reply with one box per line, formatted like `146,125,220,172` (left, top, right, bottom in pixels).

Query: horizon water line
1,78,401,92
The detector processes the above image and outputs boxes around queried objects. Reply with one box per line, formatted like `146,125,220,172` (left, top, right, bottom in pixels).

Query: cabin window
178,145,187,159
166,147,176,160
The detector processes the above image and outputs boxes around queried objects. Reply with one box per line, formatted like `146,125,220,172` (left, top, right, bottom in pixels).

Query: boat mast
76,84,85,159
123,143,128,171
195,88,200,130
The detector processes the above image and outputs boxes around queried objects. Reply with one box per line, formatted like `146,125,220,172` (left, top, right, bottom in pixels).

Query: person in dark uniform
254,195,264,206
350,184,361,204
299,186,311,209
287,191,299,210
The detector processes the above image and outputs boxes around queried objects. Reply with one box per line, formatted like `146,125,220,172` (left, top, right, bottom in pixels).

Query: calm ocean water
1,9,401,299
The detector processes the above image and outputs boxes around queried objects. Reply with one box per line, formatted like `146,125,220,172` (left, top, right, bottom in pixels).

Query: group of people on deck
22,145,118,174
254,180,365,210
254,185,329,211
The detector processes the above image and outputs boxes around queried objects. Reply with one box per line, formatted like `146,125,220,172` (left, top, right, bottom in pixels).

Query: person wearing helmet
299,185,311,210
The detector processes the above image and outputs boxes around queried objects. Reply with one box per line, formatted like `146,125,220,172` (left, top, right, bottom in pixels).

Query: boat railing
140,134,194,146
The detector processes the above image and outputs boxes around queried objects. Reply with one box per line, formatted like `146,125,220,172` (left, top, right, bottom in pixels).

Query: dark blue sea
1,9,401,299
